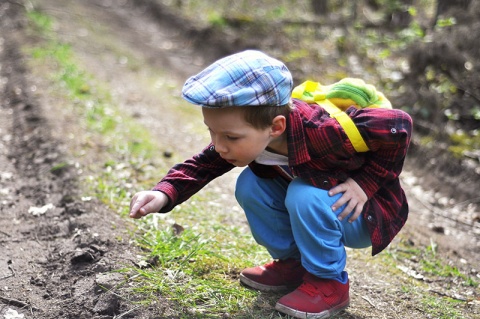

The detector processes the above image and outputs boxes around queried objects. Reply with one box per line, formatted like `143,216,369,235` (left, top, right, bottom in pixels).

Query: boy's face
202,107,275,167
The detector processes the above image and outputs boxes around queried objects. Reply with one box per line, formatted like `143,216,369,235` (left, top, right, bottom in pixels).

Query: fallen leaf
28,203,55,216
172,223,184,236
4,308,25,319
397,265,424,280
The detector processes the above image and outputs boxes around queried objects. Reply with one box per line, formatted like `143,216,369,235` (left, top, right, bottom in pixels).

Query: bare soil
0,0,479,318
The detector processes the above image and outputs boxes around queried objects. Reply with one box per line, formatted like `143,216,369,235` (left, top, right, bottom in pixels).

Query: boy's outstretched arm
329,178,368,223
129,191,169,219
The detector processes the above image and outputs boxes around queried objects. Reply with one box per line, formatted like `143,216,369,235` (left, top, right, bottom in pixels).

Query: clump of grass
127,226,263,316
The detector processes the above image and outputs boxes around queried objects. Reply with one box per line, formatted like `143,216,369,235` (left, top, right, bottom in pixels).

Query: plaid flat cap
182,50,293,107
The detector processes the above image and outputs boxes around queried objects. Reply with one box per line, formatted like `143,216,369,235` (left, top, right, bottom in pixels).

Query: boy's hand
129,191,168,219
328,178,367,223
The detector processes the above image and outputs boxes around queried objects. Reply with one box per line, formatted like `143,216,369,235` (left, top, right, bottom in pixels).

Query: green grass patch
387,240,477,286
26,8,163,213
127,226,264,317
420,295,466,319
380,238,478,318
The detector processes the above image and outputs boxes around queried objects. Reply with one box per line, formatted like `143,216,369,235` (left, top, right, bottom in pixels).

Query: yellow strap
318,100,370,152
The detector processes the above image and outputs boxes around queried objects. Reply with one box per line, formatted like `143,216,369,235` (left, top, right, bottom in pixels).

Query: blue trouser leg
235,168,372,282
235,168,301,261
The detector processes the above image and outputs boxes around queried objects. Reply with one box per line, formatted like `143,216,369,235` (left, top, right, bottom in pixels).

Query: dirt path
1,0,479,318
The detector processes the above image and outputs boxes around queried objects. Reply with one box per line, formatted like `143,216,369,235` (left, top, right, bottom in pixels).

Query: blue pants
235,168,371,283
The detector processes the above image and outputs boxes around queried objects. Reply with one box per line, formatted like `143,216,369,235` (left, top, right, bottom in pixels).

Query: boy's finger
337,210,348,221
130,196,148,217
328,184,345,196
331,193,349,212
348,209,361,223
129,194,139,211
338,202,355,221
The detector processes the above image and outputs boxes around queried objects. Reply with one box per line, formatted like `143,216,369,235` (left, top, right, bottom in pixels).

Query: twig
5,0,31,10
0,296,40,311
0,274,14,281
0,238,22,243
113,306,140,319
429,289,468,302
415,196,480,229
0,229,11,237
449,196,480,208
361,295,377,308
8,263,16,277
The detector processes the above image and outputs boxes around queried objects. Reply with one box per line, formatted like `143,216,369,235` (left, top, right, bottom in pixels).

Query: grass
24,5,478,319
127,227,264,317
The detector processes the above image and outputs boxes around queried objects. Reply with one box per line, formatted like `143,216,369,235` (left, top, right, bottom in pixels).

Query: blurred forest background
145,0,479,199
1,1,478,317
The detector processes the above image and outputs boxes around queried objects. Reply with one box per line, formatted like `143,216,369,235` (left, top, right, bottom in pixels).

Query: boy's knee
285,178,336,219
285,179,319,210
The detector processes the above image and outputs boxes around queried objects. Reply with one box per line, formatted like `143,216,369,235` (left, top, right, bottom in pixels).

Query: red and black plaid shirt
154,99,413,255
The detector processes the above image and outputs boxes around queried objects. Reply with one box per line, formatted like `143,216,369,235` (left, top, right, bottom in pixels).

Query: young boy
129,50,412,318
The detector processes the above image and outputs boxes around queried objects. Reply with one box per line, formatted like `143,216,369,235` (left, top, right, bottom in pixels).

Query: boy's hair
242,101,293,129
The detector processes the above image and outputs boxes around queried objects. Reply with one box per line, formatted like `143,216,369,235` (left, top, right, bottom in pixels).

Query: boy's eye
226,136,239,141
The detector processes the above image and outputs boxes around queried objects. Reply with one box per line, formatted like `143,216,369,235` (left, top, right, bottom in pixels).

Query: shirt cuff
352,172,381,199
152,181,178,213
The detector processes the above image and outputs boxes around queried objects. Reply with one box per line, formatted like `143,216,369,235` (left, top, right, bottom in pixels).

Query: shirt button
391,128,397,134
322,180,329,186
367,215,373,222
209,146,215,151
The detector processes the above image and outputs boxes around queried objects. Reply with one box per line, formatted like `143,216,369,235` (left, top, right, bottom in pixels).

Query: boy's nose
213,139,227,154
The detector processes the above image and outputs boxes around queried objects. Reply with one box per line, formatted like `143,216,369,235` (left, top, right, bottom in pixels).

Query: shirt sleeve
349,108,413,198
153,143,234,213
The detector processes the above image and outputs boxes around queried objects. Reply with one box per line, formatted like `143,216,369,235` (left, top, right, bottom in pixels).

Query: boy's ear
270,115,286,137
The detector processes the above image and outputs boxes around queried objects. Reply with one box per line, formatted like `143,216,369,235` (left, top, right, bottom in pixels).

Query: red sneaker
275,273,350,318
240,259,307,292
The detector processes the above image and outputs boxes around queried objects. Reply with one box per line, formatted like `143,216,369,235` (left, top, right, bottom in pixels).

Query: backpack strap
292,80,370,152
318,99,369,152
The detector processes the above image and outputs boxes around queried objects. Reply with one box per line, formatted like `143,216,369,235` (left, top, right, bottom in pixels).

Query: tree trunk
389,0,413,28
311,0,328,16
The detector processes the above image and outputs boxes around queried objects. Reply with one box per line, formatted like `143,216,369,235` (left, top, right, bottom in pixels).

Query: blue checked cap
182,50,293,107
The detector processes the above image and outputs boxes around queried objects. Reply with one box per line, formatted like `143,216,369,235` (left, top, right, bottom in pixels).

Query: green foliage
50,162,69,173
472,107,480,120
26,9,53,34
448,130,480,158
283,49,309,62
436,17,457,28
207,11,227,27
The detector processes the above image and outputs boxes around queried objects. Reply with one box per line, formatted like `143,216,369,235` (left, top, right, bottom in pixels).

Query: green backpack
291,78,392,152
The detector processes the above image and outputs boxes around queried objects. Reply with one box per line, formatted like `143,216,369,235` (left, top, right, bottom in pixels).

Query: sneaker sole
274,299,350,319
239,273,299,292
